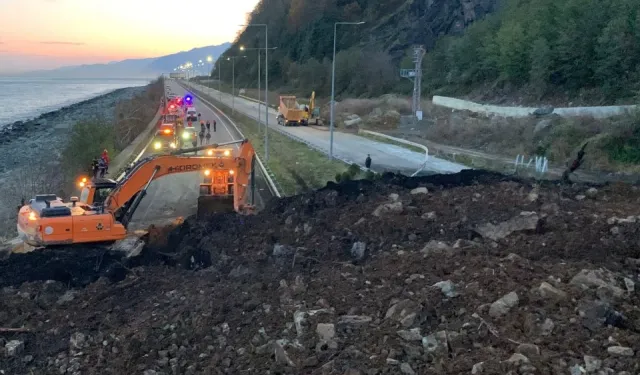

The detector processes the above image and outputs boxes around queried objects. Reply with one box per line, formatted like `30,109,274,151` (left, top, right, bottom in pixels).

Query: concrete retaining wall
432,95,637,119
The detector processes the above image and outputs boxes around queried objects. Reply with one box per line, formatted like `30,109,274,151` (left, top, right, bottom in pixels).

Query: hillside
216,0,639,105
19,43,231,79
215,0,497,97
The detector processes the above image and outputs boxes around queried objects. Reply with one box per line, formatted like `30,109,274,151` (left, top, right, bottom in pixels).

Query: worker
205,131,211,144
101,149,110,173
198,113,201,120
200,121,205,133
98,157,107,178
206,120,211,132
213,120,217,132
199,130,205,145
365,154,372,169
562,142,588,182
91,158,99,179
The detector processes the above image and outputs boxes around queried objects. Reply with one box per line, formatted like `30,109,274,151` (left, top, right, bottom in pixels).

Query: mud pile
2,170,640,374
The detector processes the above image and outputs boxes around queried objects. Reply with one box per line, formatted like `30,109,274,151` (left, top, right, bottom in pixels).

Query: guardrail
359,130,429,176
184,82,369,173
238,94,278,110
181,83,282,198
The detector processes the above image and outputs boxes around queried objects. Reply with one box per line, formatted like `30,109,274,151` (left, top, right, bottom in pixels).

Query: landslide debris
2,170,640,374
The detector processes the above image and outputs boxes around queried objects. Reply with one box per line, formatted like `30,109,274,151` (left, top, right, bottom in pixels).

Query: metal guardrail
185,82,369,173
182,83,282,198
238,94,277,109
359,129,430,177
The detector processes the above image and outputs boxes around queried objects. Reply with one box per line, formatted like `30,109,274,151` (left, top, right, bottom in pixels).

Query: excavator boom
16,139,257,247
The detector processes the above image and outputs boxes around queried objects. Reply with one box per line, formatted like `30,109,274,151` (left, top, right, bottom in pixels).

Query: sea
0,77,152,127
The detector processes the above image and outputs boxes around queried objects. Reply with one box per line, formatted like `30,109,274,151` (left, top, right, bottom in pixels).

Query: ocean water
0,77,151,127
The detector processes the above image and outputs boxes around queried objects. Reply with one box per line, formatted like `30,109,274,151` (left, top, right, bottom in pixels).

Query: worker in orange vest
101,149,110,173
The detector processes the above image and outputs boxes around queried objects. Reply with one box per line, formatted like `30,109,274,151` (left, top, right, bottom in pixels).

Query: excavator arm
105,139,255,226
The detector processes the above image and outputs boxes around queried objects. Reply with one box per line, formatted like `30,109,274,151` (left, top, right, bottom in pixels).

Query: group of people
185,119,217,147
90,149,110,179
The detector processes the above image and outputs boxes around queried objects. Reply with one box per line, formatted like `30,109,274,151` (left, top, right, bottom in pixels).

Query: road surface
184,82,466,175
127,80,247,230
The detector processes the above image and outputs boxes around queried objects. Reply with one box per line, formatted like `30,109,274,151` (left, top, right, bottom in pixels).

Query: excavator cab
78,178,117,207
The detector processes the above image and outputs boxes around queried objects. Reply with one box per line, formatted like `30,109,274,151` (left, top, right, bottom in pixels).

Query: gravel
0,170,639,374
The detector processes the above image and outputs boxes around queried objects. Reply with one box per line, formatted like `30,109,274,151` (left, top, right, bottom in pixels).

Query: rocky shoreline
0,85,146,236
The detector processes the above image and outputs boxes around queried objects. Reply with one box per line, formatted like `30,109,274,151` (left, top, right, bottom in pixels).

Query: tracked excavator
16,139,257,248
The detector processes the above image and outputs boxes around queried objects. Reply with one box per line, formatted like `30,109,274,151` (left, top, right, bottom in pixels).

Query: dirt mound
2,170,640,374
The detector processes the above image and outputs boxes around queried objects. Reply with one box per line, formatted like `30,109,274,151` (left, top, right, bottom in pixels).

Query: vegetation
335,163,380,182
216,0,639,104
215,0,495,98
423,0,640,103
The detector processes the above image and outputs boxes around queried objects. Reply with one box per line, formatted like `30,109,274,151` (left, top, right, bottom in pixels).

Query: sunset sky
0,0,259,73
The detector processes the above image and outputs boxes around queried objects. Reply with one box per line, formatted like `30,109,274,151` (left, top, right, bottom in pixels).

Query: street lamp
227,56,246,114
240,23,270,160
206,56,213,78
239,45,278,136
330,21,365,160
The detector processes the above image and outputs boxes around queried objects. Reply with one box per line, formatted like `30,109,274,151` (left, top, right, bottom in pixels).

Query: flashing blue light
184,95,192,102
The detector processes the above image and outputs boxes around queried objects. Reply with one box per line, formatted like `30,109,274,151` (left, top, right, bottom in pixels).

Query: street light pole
239,46,278,136
228,56,247,114
241,23,270,160
330,21,365,160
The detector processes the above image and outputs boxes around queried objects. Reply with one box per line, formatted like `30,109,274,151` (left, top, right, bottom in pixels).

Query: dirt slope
1,170,640,374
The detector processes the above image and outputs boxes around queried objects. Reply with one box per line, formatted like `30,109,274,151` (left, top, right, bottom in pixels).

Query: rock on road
184,81,466,175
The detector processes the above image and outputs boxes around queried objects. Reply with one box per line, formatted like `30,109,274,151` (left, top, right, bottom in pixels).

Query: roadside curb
359,129,431,176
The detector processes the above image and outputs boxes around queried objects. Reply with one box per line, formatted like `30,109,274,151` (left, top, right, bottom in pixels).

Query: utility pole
218,59,222,101
399,45,426,123
329,21,364,160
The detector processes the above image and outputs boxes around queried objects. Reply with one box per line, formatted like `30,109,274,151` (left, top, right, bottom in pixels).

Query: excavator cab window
93,187,114,207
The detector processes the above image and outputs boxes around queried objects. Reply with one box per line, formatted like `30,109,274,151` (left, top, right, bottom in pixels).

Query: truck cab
153,123,179,151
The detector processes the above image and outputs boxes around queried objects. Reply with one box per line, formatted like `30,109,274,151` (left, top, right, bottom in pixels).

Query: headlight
154,142,161,149
169,142,176,148
183,132,190,139
223,150,230,156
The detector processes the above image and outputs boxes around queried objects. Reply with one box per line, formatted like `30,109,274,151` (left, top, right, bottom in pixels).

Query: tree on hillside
529,38,552,98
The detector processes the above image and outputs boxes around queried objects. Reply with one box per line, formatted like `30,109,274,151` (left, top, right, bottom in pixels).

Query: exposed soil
1,170,640,374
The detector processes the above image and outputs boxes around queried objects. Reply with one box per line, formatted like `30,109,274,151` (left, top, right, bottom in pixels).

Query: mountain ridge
15,43,232,79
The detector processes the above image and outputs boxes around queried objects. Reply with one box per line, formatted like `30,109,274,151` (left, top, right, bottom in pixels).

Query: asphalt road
185,82,467,175
127,80,245,230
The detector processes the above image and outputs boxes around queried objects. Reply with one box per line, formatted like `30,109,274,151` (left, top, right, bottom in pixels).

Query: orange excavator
16,139,257,248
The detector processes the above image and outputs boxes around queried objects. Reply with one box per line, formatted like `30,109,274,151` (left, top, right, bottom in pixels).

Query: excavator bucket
196,196,235,218
196,184,234,218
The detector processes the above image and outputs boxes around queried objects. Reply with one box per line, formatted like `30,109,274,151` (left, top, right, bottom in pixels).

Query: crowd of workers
90,149,110,179
186,116,218,147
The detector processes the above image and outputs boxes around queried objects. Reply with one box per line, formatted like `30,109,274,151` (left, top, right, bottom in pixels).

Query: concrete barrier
111,107,163,181
432,95,636,119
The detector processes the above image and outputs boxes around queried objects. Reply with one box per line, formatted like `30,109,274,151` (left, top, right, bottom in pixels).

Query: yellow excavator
304,91,322,125
16,140,257,248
